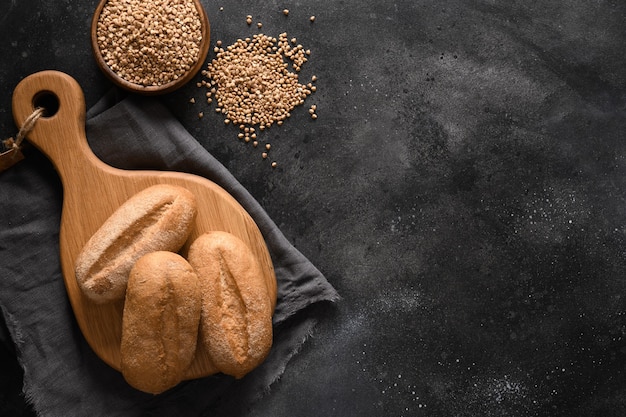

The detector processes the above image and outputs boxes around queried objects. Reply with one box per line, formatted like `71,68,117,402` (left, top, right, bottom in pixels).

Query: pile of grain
96,0,203,86
198,17,318,167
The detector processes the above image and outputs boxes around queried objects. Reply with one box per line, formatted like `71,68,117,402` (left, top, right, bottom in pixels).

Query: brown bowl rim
90,0,210,96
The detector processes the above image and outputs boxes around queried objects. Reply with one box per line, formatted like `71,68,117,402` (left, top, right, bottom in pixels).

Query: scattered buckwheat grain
203,32,314,127
201,27,317,167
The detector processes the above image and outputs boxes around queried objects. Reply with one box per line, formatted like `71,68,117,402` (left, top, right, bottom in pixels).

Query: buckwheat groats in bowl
91,0,210,95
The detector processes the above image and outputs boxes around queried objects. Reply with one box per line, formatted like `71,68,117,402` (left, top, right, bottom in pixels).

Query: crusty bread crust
188,231,273,379
75,184,197,303
120,251,201,394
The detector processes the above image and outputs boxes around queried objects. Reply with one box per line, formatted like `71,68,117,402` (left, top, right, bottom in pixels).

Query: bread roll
75,184,197,303
187,231,273,379
120,251,201,394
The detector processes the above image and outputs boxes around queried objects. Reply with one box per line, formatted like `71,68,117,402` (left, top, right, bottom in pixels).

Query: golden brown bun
120,251,201,394
188,231,273,379
75,184,197,303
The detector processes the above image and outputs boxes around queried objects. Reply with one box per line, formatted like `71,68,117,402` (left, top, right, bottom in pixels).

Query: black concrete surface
1,1,626,416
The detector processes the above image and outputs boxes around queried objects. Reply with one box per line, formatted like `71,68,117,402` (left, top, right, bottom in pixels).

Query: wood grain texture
11,70,276,380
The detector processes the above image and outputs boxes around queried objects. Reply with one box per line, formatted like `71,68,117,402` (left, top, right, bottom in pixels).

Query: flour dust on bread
74,184,197,303
188,231,273,379
120,251,201,394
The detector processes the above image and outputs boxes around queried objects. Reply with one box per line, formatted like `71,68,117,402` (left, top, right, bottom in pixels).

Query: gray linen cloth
0,91,340,416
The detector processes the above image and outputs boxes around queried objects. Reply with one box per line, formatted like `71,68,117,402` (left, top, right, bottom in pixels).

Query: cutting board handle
12,70,100,180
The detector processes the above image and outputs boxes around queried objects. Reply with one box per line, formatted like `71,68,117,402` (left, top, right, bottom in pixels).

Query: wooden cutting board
11,70,277,380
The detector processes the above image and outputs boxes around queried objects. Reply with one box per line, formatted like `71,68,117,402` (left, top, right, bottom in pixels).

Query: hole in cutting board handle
33,91,60,117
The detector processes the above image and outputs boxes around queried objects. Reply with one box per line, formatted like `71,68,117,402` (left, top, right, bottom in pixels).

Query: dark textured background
1,0,626,416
